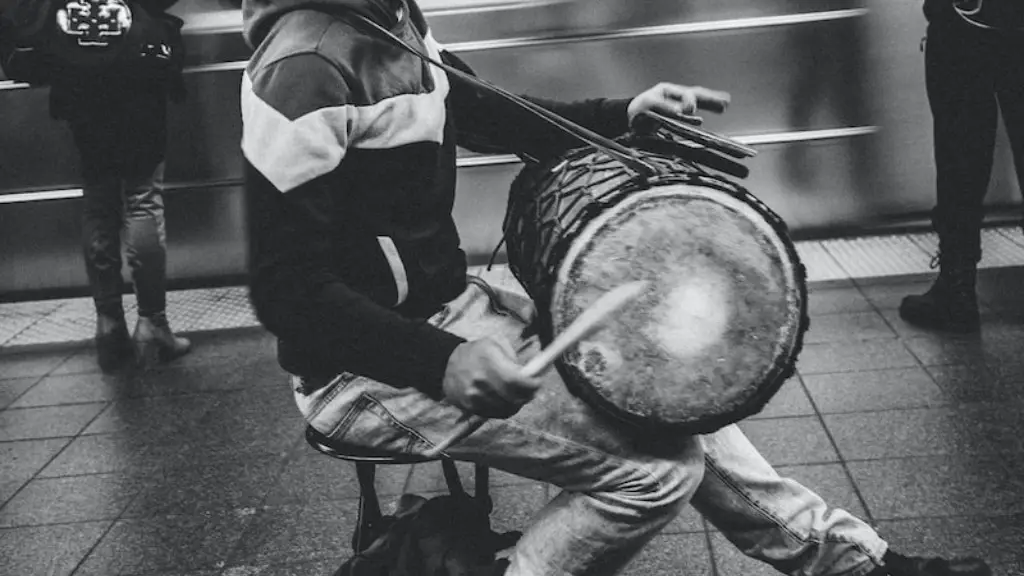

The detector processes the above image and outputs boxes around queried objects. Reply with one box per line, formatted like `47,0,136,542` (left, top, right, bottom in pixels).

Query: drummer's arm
441,51,631,158
245,54,464,399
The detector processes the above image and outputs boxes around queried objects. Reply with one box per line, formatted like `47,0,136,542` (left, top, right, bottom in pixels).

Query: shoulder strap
347,12,658,179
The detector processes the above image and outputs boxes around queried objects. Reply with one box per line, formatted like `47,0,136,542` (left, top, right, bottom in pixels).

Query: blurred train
0,0,1020,299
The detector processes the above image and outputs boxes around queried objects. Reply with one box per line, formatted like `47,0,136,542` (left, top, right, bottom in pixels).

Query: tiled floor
2,263,1024,575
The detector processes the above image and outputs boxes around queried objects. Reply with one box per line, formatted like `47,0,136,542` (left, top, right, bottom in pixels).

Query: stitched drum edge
549,176,810,436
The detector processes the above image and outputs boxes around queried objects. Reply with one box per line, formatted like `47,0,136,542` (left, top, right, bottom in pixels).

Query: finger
693,87,731,113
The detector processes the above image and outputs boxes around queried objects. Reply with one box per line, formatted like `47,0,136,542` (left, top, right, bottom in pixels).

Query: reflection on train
0,0,1020,298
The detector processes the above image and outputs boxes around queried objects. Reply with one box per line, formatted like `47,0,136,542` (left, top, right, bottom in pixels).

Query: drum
503,140,808,435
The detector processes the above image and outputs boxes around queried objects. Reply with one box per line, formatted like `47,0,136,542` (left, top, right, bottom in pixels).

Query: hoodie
241,0,632,399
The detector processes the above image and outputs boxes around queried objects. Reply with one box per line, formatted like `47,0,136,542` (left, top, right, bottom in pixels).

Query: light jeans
292,278,887,576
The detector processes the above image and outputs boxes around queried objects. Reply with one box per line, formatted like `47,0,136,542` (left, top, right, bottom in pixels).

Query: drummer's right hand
442,338,542,419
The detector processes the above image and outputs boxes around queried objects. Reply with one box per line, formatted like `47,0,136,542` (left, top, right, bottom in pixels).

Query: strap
348,13,658,179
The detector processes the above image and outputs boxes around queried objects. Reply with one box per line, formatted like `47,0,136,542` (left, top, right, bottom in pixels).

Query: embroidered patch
56,0,133,47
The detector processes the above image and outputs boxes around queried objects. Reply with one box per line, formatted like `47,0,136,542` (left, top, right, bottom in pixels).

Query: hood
242,0,399,48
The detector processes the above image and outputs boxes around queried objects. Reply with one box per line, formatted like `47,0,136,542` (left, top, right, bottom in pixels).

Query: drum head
550,184,806,433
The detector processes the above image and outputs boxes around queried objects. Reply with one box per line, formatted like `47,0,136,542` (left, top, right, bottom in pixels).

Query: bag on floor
334,493,521,576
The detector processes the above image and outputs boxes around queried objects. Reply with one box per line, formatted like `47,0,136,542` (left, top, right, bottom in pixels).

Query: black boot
95,312,133,372
866,550,992,576
899,253,980,333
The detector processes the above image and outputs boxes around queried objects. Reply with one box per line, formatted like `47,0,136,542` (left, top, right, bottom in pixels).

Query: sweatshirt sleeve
440,49,632,159
242,52,463,399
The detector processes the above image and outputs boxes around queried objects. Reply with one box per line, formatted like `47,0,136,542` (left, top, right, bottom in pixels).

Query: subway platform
2,228,1024,576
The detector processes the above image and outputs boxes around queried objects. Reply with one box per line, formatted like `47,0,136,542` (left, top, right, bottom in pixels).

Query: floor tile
0,473,143,527
74,510,255,576
38,433,166,478
0,348,75,379
0,376,39,409
10,372,122,408
221,558,344,576
0,437,72,483
738,417,839,466
226,500,359,567
925,362,1021,403
901,336,989,367
847,455,1024,521
803,367,949,414
487,483,548,535
82,394,217,436
806,286,874,316
123,454,285,518
875,515,1024,576
621,532,711,576
856,278,934,311
802,311,897,344
0,403,107,441
796,340,919,375
748,377,815,420
825,402,1024,461
0,521,111,576
265,449,408,506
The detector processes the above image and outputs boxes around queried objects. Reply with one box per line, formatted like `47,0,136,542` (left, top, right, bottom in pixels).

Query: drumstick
423,280,649,459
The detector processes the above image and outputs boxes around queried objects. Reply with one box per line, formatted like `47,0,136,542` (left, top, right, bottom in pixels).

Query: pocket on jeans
330,393,423,454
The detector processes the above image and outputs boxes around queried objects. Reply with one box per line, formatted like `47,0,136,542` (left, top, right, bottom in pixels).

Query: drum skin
504,142,809,435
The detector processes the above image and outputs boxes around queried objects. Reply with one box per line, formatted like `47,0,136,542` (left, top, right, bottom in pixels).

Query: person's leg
993,31,1024,234
67,107,132,371
293,279,706,576
900,19,999,332
693,425,884,576
117,85,190,366
692,425,990,576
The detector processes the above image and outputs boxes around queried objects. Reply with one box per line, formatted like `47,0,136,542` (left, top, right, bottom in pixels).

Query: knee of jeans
614,449,706,519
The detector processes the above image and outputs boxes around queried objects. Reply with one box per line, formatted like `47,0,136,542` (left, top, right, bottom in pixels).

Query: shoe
899,253,979,333
867,551,992,576
133,312,191,368
95,313,133,372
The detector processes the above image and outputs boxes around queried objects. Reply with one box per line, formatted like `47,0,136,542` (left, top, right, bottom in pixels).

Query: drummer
240,0,989,575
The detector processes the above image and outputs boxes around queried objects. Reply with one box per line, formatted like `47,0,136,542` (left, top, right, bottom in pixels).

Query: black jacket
242,0,632,398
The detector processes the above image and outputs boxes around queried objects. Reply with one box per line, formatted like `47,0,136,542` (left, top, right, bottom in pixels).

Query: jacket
242,0,632,398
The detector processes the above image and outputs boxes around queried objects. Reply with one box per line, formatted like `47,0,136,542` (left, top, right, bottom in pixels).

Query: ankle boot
866,550,991,576
95,313,133,372
899,253,980,333
133,312,191,368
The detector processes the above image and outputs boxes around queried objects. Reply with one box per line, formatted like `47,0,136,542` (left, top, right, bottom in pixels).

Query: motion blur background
1,0,1020,299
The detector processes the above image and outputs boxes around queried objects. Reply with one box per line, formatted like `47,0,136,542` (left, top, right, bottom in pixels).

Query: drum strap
345,12,660,179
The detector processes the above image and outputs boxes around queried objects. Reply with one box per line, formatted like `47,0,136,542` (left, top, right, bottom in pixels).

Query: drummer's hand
627,83,732,125
442,338,543,419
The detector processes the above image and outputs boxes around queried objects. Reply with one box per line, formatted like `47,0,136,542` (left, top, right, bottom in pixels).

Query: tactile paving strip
3,227,1024,349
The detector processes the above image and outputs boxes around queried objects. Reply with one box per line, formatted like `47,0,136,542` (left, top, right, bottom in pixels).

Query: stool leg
353,462,383,553
440,459,467,498
475,464,492,513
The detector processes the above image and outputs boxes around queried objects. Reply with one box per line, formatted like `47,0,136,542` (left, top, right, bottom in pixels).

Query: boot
133,311,191,368
899,253,980,333
95,312,133,372
866,550,991,576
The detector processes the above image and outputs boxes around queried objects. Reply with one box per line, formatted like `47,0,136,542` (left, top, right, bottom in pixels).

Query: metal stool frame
304,425,492,553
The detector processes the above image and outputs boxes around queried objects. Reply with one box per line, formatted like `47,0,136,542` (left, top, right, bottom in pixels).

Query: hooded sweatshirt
242,0,632,398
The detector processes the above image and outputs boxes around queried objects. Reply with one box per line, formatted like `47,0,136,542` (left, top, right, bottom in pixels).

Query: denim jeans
67,83,170,319
292,278,887,576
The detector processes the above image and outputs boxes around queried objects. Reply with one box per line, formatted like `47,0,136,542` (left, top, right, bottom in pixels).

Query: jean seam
704,456,877,560
356,393,436,453
309,373,360,431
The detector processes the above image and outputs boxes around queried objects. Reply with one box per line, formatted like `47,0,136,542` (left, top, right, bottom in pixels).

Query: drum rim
548,180,809,434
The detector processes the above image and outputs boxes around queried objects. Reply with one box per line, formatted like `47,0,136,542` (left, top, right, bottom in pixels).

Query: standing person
900,0,1024,333
0,0,192,369
242,1,990,574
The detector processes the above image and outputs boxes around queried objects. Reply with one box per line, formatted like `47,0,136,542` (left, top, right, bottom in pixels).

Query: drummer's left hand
627,83,731,126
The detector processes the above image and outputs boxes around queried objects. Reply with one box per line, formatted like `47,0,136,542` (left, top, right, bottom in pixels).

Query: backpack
0,0,184,85
335,493,522,576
